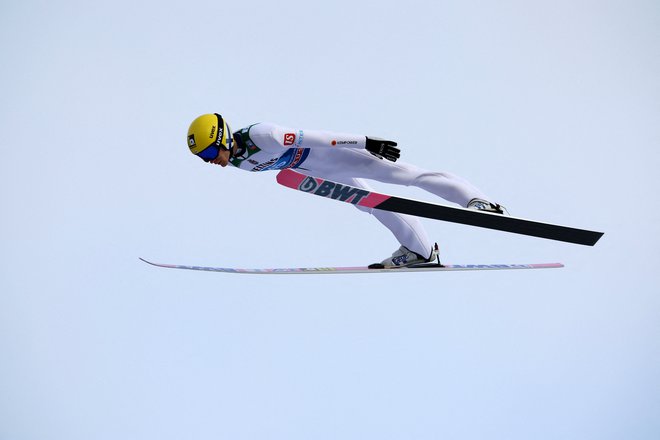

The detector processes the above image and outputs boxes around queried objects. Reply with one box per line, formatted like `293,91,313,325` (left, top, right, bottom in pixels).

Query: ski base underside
140,258,563,275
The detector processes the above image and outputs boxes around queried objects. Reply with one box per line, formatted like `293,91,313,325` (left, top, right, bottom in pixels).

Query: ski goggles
197,131,233,162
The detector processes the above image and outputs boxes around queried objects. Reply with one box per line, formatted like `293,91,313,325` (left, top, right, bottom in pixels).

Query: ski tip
139,258,182,270
139,257,158,267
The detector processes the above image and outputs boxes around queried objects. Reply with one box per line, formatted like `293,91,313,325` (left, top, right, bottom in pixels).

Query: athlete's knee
355,204,373,214
412,171,454,185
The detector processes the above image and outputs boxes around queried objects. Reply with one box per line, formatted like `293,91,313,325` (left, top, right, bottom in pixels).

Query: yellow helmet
187,113,234,161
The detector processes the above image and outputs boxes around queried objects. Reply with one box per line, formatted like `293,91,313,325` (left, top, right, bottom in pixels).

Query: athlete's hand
365,137,400,162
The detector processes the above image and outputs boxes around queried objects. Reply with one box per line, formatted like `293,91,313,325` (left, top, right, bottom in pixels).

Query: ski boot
467,198,509,215
369,243,440,269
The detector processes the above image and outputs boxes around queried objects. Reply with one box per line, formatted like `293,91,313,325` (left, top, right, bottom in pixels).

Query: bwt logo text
298,177,370,205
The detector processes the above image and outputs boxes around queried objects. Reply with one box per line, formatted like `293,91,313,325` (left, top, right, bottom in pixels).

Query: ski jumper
230,122,490,257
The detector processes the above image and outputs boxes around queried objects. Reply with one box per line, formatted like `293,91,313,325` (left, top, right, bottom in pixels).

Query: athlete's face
204,136,235,167
207,148,231,167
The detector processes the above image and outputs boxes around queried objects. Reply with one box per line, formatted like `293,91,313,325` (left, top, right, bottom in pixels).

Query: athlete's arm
265,123,400,162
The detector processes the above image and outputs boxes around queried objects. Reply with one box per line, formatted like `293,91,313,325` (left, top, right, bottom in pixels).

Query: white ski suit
229,122,490,258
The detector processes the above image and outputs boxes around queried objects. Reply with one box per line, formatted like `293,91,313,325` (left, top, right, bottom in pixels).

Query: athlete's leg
294,169,434,257
302,148,490,207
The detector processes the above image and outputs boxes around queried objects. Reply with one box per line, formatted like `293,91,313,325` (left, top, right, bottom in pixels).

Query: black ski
276,169,603,246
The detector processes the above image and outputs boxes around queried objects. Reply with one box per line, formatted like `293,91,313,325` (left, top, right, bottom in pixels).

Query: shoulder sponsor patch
283,133,296,146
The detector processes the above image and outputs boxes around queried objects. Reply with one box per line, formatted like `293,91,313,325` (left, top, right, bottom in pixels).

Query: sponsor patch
298,176,370,205
332,139,357,146
283,133,296,146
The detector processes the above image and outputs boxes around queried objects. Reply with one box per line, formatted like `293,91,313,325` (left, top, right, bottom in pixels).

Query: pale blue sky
1,0,659,439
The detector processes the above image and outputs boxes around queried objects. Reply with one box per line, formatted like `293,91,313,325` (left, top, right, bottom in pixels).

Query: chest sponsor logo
298,176,370,205
283,133,296,146
252,157,280,172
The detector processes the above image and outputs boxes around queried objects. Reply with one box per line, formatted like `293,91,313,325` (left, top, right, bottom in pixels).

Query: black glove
365,137,400,162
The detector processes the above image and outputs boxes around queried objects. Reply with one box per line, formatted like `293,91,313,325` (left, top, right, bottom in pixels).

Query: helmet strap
226,124,235,159
232,131,246,159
